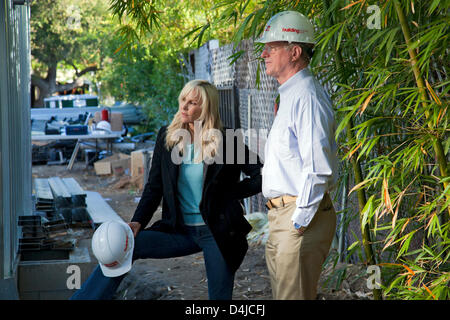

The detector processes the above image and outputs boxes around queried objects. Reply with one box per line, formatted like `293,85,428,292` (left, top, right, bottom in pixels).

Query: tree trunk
31,75,50,108
47,63,57,95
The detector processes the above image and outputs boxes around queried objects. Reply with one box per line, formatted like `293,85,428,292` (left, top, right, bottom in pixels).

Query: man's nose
261,48,269,58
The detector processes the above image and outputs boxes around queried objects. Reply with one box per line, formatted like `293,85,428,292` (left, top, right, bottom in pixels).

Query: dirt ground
32,160,372,300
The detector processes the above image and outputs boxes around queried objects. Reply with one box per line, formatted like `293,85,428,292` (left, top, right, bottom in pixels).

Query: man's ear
291,45,302,62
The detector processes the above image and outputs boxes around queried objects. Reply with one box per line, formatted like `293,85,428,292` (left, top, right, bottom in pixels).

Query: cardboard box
110,112,123,132
131,150,145,178
94,153,130,175
131,149,153,188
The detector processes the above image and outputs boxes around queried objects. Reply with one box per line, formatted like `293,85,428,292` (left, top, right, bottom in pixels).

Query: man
258,11,338,300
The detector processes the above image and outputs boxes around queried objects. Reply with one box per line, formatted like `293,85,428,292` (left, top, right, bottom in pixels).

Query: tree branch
55,78,85,92
75,65,99,77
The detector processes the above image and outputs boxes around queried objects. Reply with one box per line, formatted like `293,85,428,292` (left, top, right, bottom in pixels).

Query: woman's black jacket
131,126,263,273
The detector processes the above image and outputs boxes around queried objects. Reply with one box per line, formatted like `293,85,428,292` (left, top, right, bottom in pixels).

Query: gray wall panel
0,0,31,283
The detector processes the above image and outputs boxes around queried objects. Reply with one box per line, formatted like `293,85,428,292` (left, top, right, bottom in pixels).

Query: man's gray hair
288,42,315,65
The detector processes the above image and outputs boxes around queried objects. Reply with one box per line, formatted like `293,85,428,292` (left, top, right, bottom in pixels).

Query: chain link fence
209,40,281,213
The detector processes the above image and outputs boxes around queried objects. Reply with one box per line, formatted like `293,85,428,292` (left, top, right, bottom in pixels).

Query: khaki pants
265,193,336,300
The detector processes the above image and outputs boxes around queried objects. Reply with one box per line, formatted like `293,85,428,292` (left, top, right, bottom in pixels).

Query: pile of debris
93,148,154,192
245,212,269,245
18,176,95,262
32,140,77,165
318,256,374,300
33,177,92,227
18,214,75,261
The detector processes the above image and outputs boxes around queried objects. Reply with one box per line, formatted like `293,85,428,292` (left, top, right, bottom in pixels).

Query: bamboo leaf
347,239,360,251
196,23,210,48
238,0,251,15
382,234,396,252
358,136,380,161
444,136,450,156
425,80,442,105
340,0,363,11
357,91,376,116
383,178,394,217
227,50,244,66
349,177,377,195
336,23,345,51
361,195,375,230
397,231,416,258
422,284,438,300
182,25,205,40
233,12,254,43
348,142,363,160
249,9,264,39
335,108,356,139
428,0,441,14
436,106,447,126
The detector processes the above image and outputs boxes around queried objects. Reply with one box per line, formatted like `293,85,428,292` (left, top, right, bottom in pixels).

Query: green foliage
139,50,185,134
31,0,111,74
98,37,184,134
108,0,250,52
30,0,114,106
99,39,153,103
103,0,257,135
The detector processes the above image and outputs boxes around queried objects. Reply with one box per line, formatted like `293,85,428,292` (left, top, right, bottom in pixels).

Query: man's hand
296,226,306,236
128,222,141,238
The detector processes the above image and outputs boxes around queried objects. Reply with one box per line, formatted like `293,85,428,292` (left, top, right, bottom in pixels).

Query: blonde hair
165,80,223,162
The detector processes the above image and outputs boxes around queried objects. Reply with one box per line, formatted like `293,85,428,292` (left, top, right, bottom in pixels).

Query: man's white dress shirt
262,67,338,228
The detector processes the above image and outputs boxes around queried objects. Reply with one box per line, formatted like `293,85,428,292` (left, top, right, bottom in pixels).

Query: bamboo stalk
338,171,348,262
393,0,449,216
346,116,381,283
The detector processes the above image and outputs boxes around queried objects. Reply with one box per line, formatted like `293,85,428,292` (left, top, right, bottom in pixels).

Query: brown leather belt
266,195,297,210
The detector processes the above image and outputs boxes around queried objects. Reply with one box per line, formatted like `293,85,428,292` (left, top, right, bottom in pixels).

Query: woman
71,80,262,300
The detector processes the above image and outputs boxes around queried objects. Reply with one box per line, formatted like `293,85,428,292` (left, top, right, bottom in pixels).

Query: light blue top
177,143,205,226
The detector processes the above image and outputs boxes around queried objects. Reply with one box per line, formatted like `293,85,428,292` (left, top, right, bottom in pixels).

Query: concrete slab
18,246,97,300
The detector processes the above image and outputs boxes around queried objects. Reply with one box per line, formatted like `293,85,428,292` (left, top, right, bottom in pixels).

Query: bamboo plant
313,0,449,299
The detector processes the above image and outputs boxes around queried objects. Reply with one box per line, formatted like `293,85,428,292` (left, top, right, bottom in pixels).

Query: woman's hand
128,222,142,238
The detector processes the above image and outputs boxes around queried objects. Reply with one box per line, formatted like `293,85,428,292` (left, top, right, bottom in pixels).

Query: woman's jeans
70,225,234,300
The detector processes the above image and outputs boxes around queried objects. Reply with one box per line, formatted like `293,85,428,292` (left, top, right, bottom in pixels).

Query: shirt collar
278,67,312,95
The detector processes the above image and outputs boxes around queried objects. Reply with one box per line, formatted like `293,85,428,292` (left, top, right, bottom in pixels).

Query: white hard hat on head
91,220,134,277
257,11,316,44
